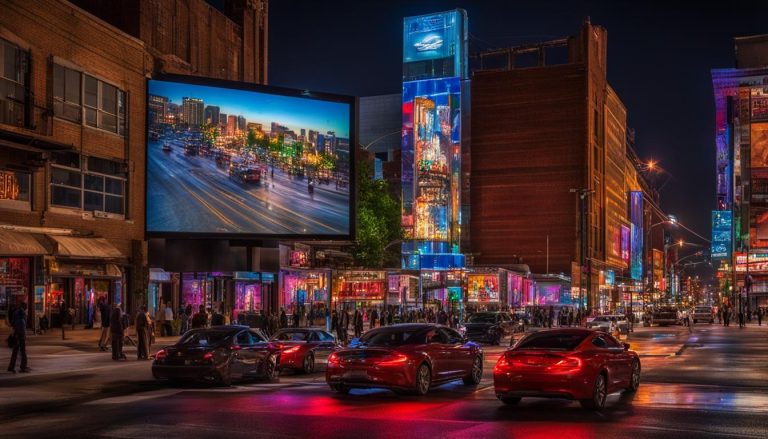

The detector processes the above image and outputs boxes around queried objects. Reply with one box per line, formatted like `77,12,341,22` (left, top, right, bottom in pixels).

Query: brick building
0,0,268,327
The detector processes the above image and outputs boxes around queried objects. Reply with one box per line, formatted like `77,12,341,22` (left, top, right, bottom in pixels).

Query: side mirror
623,342,630,351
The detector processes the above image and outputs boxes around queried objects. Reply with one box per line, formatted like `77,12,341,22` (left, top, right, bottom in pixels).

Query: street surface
146,135,349,235
1,324,767,438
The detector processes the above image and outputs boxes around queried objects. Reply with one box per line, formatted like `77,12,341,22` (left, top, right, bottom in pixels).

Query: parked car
692,306,715,324
586,315,629,334
270,328,341,374
326,324,483,396
651,307,680,326
461,312,515,345
152,326,279,386
493,328,641,410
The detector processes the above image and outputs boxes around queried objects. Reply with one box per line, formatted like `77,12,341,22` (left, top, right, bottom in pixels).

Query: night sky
267,0,768,252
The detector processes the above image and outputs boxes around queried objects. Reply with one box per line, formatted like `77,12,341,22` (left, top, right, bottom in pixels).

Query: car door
441,327,473,378
314,331,337,365
605,333,632,385
425,329,450,379
231,330,253,378
592,334,623,390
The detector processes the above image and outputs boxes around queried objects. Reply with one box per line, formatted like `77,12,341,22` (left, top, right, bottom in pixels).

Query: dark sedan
326,324,484,396
270,328,341,374
493,328,641,410
152,326,280,386
462,312,515,345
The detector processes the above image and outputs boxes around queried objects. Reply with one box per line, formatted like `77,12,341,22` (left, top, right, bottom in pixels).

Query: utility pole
571,188,594,312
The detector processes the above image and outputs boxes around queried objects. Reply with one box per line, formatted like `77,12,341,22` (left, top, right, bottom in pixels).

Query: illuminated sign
146,77,353,238
711,210,732,260
0,170,30,203
605,270,615,286
620,225,631,266
629,192,643,280
403,10,465,73
467,274,499,302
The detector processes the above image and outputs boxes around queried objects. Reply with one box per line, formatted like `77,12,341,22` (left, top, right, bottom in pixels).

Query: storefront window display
467,274,499,303
508,273,523,308
281,270,330,319
333,271,386,310
181,273,211,311
0,257,30,321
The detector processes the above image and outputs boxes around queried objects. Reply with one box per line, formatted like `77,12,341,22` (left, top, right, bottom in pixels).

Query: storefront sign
467,274,499,303
234,271,260,281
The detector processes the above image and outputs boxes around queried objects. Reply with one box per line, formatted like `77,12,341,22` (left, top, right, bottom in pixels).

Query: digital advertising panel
467,274,499,303
403,9,466,81
711,210,732,260
629,191,644,281
145,76,354,238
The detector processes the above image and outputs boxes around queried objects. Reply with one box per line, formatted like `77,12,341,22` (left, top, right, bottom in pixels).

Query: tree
352,161,402,268
246,129,259,149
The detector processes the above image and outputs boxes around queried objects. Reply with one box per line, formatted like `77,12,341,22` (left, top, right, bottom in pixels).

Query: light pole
570,188,595,312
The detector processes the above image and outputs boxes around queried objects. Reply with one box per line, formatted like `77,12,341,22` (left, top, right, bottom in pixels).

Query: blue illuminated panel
711,210,732,260
630,191,643,281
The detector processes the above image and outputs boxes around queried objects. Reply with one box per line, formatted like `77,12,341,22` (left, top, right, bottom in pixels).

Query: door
591,334,624,390
425,329,450,379
314,330,337,365
231,330,254,378
604,333,632,386
440,328,473,378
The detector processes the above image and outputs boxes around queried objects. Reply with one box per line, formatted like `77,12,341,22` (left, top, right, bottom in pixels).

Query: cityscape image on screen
146,78,352,236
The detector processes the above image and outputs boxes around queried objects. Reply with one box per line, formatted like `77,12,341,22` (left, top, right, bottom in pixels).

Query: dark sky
268,0,768,246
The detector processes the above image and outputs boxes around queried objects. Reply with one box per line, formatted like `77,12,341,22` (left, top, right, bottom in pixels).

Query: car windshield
178,330,234,347
358,328,427,347
468,313,497,323
271,331,308,341
516,332,590,351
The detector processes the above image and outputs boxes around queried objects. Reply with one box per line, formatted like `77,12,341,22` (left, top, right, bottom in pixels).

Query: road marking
84,389,182,405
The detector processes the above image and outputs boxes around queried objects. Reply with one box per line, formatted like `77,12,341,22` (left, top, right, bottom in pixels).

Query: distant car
692,306,714,324
162,143,172,153
270,328,341,374
461,312,515,345
651,308,680,326
326,324,483,396
231,167,261,184
586,315,629,334
494,328,641,410
152,326,279,386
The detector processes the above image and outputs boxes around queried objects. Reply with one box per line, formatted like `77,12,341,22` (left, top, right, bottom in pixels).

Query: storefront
280,268,330,324
418,270,463,313
0,257,32,324
507,271,525,309
333,270,387,311
48,261,123,327
387,273,419,310
148,268,175,319
0,230,50,328
532,274,572,308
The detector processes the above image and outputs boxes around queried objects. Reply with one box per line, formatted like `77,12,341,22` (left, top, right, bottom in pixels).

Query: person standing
758,307,763,326
163,301,174,336
332,310,343,343
280,308,288,329
110,305,125,360
60,299,68,340
192,305,207,329
370,308,378,329
342,308,350,342
353,309,363,338
8,302,29,373
135,306,150,360
98,298,111,351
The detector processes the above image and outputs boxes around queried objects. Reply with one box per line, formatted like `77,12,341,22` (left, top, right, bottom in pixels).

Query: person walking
758,308,763,326
332,309,343,343
60,299,68,340
280,308,288,329
8,302,29,373
354,309,363,338
110,305,126,361
98,298,111,351
370,308,378,329
135,306,150,360
163,301,174,336
191,305,207,329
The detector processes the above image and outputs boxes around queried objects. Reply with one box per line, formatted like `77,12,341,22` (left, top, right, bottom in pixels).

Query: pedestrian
163,301,174,336
7,302,29,373
98,298,111,351
342,308,350,341
211,306,225,326
758,308,763,326
387,309,394,326
332,310,343,342
738,309,745,328
280,308,288,329
110,305,126,361
355,309,363,338
60,299,68,340
135,306,150,360
192,304,207,329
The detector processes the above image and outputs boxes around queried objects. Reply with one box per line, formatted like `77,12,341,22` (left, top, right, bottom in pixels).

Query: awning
0,230,50,256
48,236,125,259
50,262,122,278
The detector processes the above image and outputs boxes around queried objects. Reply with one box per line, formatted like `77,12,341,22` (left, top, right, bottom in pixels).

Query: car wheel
580,372,607,410
414,363,431,396
330,384,349,394
499,396,521,405
626,360,640,392
301,353,315,374
262,354,278,381
463,356,483,385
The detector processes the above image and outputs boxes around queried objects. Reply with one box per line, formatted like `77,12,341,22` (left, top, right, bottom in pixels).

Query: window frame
49,152,126,217
52,63,126,136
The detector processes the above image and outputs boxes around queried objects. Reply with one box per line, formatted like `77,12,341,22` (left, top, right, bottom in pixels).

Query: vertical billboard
145,76,354,238
403,10,466,81
629,191,644,280
711,210,732,260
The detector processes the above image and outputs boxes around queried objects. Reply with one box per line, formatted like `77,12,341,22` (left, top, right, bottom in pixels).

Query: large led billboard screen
145,76,353,238
629,191,643,280
711,210,732,260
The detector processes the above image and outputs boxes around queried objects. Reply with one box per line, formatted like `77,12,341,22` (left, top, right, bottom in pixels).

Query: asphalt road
146,135,349,235
1,324,767,438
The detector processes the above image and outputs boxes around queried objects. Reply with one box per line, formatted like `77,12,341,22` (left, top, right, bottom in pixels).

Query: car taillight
328,352,340,365
552,357,581,369
283,346,301,354
494,354,510,373
231,345,242,351
202,351,214,362
376,354,408,366
155,349,167,361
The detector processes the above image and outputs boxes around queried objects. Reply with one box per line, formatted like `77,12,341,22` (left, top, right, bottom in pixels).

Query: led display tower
401,10,468,309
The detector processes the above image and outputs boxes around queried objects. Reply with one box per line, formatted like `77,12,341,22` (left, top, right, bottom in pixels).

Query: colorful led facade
629,191,644,281
401,9,467,270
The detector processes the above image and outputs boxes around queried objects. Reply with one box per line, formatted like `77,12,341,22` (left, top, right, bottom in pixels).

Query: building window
50,151,126,215
0,38,29,128
53,64,126,135
0,169,31,211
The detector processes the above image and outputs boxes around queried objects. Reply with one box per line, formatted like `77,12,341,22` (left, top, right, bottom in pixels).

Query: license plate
344,370,368,380
184,360,191,365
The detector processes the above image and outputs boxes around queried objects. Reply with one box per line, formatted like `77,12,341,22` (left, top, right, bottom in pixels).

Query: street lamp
570,188,595,312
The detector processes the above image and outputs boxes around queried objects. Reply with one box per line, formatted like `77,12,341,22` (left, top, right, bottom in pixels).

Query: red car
326,323,484,396
493,328,640,409
270,328,341,374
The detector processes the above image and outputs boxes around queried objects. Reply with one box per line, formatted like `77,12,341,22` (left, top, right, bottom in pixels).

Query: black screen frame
144,73,356,241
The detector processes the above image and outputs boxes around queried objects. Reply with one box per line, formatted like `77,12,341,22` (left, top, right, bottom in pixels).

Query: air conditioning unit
81,211,94,220
93,210,109,219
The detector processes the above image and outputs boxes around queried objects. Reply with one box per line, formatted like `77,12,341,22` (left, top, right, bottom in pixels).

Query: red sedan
326,323,484,396
270,328,341,374
493,328,640,409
